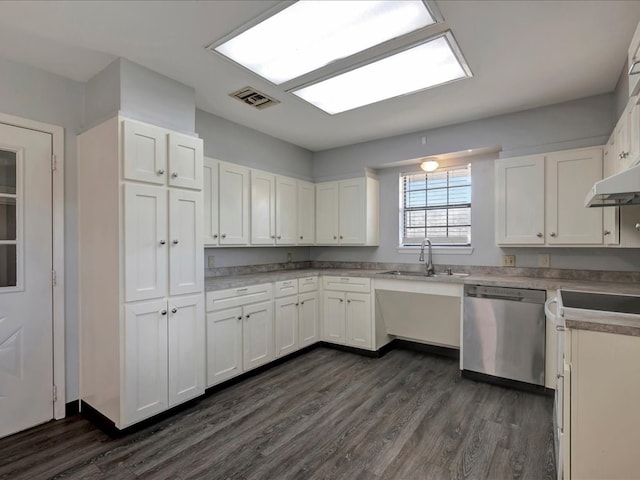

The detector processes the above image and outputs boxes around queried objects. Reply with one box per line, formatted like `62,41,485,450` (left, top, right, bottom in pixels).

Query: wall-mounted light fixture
420,159,439,172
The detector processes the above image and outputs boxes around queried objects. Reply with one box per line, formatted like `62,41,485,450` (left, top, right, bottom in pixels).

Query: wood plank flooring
0,348,556,480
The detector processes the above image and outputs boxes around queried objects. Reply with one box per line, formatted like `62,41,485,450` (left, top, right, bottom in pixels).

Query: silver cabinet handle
295,303,299,306
161,310,167,315
347,299,351,303
604,230,611,236
171,308,177,314
339,298,343,302
172,239,179,245
300,236,303,240
277,235,281,240
635,223,640,231
536,232,543,238
271,235,275,239
159,240,166,245
157,169,165,175
300,301,304,305
237,316,242,320
246,314,251,319
340,235,343,239
213,234,218,239
619,151,629,159
171,172,178,178
550,232,557,237
221,234,227,239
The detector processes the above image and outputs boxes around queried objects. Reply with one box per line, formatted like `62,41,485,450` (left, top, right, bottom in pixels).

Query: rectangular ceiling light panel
293,35,469,114
214,0,435,85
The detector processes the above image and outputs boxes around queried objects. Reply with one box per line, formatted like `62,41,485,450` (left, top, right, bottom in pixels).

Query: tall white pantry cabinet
78,116,205,429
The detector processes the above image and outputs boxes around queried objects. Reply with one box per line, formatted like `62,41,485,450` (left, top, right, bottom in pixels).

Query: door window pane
0,244,17,287
0,151,16,195
0,197,16,240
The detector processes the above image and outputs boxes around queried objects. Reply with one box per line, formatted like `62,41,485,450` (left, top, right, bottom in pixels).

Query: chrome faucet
419,238,435,276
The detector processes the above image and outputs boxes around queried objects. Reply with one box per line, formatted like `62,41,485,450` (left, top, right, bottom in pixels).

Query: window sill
396,246,474,255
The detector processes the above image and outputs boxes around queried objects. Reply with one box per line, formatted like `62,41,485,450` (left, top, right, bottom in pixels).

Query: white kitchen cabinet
299,291,320,348
78,115,205,429
206,307,243,386
203,157,220,246
275,176,298,245
219,161,250,245
495,147,604,246
628,20,640,97
250,170,276,245
243,300,274,371
315,177,379,246
273,277,320,356
602,137,620,246
297,180,315,245
274,295,299,358
321,276,375,350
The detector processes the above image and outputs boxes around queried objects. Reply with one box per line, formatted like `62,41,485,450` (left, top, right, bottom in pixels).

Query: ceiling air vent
230,87,280,110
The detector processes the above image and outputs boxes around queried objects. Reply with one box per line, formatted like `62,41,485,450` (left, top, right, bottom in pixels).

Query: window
400,165,471,246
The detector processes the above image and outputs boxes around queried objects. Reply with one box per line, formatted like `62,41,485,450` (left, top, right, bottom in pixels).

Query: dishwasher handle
464,285,546,304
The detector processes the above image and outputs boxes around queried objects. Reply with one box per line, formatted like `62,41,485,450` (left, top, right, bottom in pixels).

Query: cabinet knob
550,232,557,237
246,314,251,318
339,298,343,302
340,235,343,239
171,308,177,314
636,223,640,231
619,151,629,159
213,234,218,239
159,240,166,245
221,234,227,239
160,310,167,315
536,232,543,238
300,236,303,240
172,239,179,245
295,303,299,306
171,172,178,178
157,169,165,175
271,235,275,239
347,299,351,303
604,230,611,236
300,301,304,305
277,235,281,240
237,316,242,320
333,236,337,240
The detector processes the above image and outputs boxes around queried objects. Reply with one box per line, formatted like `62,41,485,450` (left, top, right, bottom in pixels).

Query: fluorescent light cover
421,160,439,172
293,36,468,114
215,1,434,85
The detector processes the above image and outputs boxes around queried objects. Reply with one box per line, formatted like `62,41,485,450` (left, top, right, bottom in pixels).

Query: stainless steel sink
380,270,469,278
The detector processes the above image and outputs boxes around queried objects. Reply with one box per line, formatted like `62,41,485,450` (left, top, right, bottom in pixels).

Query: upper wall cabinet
249,171,299,246
122,120,202,189
219,161,250,245
297,181,315,245
315,177,379,246
496,147,604,246
628,21,640,97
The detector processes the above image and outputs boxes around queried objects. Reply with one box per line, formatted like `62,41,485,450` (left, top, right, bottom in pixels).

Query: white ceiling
0,0,638,151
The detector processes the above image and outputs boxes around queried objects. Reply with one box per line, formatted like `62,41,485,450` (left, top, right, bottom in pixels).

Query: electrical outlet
538,254,550,268
502,255,516,267
286,252,292,263
207,256,215,269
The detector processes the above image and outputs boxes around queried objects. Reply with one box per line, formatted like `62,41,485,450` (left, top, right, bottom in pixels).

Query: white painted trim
0,112,65,419
396,246,474,255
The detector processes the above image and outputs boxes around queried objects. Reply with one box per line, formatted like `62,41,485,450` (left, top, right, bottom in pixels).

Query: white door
122,120,167,185
169,189,203,296
168,294,204,406
250,170,275,245
298,291,319,348
297,180,315,245
203,158,219,246
168,132,203,190
243,300,274,371
274,296,298,358
322,291,345,344
123,299,168,427
124,184,168,302
275,176,297,245
315,182,339,244
219,162,249,245
346,293,372,349
0,124,53,438
339,179,365,244
206,307,243,386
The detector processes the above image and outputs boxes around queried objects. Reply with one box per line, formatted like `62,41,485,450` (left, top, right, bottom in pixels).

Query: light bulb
420,160,439,172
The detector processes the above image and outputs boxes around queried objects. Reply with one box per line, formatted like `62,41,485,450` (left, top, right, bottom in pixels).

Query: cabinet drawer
322,276,370,293
298,276,319,293
274,279,299,298
207,283,273,311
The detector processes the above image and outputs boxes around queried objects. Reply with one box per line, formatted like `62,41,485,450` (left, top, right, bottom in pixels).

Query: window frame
399,164,472,248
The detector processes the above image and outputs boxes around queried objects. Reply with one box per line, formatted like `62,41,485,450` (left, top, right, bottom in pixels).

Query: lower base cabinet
243,301,274,371
274,277,320,357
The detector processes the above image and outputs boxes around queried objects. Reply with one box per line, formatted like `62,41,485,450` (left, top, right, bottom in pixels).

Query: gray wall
0,57,85,401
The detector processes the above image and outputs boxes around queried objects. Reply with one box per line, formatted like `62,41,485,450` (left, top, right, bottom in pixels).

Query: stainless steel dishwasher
463,285,545,386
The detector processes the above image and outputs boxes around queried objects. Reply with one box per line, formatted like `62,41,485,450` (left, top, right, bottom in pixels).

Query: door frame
0,112,65,420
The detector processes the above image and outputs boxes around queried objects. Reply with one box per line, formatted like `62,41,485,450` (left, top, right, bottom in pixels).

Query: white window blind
400,165,471,246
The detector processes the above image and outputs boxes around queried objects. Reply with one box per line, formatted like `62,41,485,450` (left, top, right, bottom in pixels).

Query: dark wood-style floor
0,348,556,480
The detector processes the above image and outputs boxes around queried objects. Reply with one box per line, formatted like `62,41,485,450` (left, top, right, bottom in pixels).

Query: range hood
585,163,640,207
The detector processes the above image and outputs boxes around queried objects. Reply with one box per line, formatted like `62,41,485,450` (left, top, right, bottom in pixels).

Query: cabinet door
243,300,274,371
168,132,203,189
495,156,545,244
274,295,298,358
299,291,319,348
297,180,315,245
219,162,249,245
168,295,205,406
122,120,167,185
546,149,603,245
339,178,366,244
124,300,168,426
614,112,630,174
169,189,203,296
124,184,168,302
203,158,219,246
602,140,620,246
315,182,339,244
250,170,276,245
275,176,298,245
346,292,372,349
322,291,345,344
206,307,243,387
